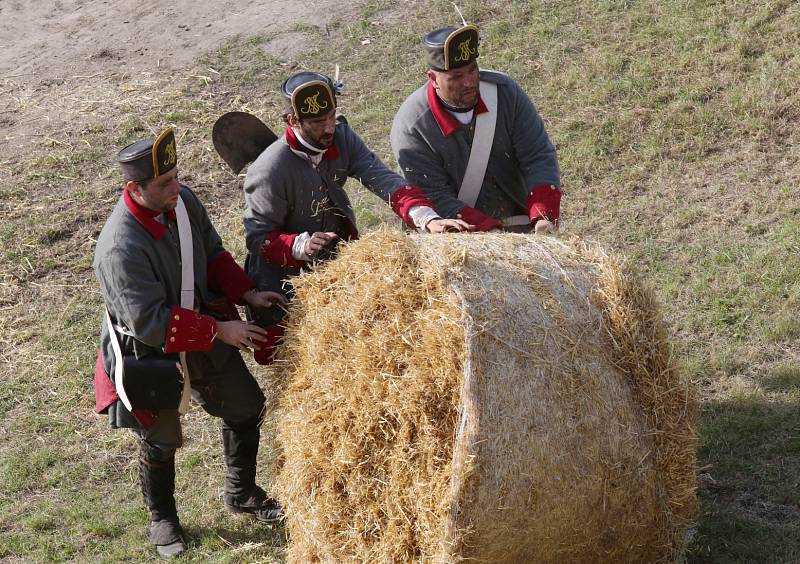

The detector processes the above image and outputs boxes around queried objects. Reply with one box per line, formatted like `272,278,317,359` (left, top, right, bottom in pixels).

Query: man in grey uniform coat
93,129,288,558
242,71,470,363
390,24,562,233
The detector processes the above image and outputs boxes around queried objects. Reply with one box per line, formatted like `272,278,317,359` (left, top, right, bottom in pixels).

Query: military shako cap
424,25,480,71
117,128,178,182
281,72,339,120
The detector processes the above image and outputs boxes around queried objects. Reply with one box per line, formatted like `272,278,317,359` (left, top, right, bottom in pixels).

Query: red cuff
164,306,217,353
390,185,435,227
253,325,285,365
261,231,303,268
207,251,255,304
458,206,502,232
526,184,561,224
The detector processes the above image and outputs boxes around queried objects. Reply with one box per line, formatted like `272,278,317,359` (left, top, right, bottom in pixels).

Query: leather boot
139,442,187,558
221,415,282,523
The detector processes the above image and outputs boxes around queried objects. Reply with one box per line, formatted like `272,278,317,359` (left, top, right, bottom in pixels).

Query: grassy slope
1,0,799,561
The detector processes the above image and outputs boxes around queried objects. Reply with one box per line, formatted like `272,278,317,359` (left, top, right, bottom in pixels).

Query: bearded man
391,24,562,233
241,71,470,363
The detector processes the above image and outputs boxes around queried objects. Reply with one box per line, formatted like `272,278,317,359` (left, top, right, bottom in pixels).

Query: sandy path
0,0,370,160
0,0,352,81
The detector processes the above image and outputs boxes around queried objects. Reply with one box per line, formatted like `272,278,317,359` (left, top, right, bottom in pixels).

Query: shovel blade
212,111,278,174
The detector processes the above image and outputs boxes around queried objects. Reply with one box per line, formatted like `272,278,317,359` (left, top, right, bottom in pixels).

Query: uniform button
170,337,176,343
171,327,177,333
174,314,180,321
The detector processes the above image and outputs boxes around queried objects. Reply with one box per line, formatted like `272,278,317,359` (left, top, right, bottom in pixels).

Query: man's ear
125,180,142,198
286,113,301,127
426,69,439,88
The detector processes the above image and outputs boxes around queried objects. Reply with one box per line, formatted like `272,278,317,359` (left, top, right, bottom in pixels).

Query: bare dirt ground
0,0,340,79
0,0,360,160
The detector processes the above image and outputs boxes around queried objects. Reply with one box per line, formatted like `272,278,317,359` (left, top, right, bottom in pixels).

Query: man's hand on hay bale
242,289,289,309
216,320,271,351
486,218,558,234
304,232,339,258
426,218,473,233
533,219,557,234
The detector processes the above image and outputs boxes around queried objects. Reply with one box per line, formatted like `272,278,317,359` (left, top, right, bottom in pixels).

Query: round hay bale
270,232,697,563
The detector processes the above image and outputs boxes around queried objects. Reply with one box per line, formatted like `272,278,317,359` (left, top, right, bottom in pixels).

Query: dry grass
583,242,698,556
271,232,465,562
272,231,696,563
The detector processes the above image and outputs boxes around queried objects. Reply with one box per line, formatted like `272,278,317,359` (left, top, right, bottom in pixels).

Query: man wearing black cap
390,24,562,233
93,128,288,558
242,71,471,363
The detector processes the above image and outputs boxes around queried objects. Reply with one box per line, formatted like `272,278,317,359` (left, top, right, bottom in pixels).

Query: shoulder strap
175,195,195,310
174,195,193,414
457,80,498,208
105,308,133,412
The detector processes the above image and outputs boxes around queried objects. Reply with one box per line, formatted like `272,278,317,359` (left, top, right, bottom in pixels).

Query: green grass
763,362,800,393
2,0,800,561
689,392,800,563
689,510,800,563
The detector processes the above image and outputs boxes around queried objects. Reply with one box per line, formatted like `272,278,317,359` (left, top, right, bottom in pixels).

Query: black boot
221,415,282,523
139,442,187,558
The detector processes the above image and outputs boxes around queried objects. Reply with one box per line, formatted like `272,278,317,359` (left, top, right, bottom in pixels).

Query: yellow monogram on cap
454,37,476,62
163,140,177,167
151,128,177,177
292,80,335,118
443,25,479,70
301,91,328,115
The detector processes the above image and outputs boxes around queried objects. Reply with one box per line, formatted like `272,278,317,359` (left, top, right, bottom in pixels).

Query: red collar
123,187,176,240
427,81,489,137
284,127,340,160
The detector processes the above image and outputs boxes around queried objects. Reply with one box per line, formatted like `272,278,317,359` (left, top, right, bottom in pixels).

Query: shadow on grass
687,391,800,563
187,519,287,557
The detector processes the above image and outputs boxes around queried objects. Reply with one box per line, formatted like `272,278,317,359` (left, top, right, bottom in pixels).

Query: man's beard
299,128,333,151
437,91,478,112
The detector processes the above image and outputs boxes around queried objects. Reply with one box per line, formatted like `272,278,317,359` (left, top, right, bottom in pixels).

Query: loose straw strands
272,232,697,563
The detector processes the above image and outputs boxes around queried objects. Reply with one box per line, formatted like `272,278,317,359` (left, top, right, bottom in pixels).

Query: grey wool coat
243,123,408,294
390,70,560,220
93,186,261,429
